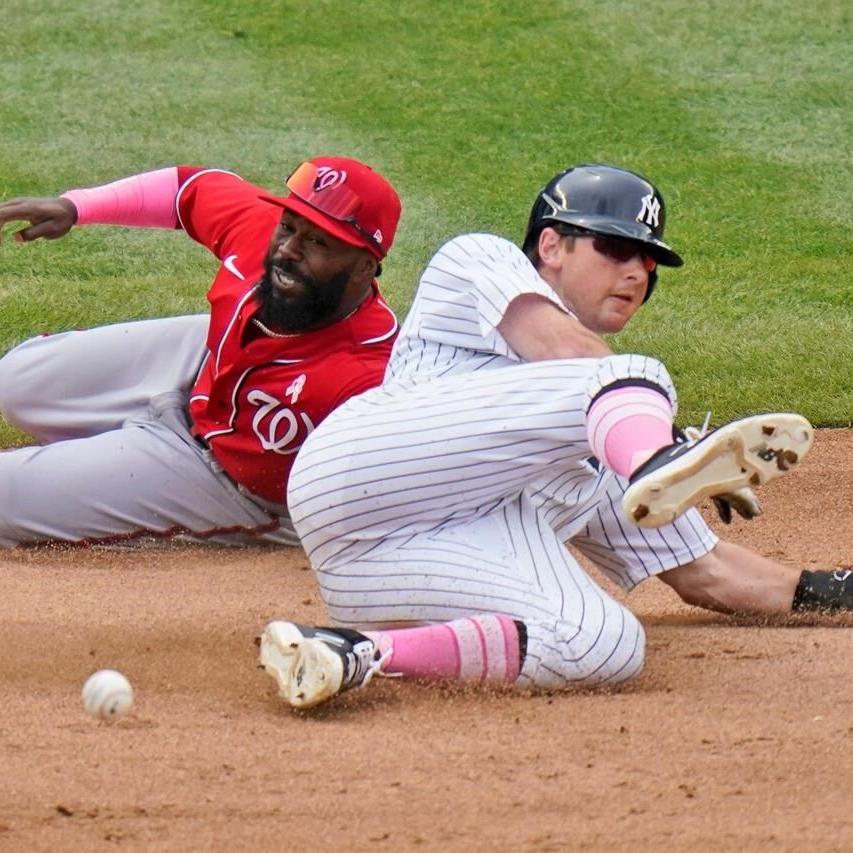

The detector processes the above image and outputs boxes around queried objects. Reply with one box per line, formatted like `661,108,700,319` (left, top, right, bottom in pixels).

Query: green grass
1,0,851,446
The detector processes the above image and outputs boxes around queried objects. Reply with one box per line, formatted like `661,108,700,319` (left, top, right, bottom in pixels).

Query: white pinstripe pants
288,355,709,688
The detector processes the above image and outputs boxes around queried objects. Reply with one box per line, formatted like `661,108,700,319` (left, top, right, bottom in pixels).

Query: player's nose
622,254,649,281
273,232,303,262
620,264,650,300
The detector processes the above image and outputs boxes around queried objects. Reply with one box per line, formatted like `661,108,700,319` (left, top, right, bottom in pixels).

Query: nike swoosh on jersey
223,254,245,280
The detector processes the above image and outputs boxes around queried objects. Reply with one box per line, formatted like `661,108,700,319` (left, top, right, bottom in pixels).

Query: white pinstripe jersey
383,232,717,588
387,233,566,382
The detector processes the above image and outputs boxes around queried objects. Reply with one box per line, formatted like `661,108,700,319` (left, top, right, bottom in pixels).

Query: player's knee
0,334,81,436
0,450,38,547
521,608,646,688
589,354,675,408
0,338,40,423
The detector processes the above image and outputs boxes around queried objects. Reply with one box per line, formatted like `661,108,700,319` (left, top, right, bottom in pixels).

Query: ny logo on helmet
636,193,661,229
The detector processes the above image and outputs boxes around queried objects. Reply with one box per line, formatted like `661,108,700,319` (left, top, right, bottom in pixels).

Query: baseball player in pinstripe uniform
259,163,845,710
0,157,400,547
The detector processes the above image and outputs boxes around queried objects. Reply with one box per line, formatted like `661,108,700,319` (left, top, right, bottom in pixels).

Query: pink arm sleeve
61,167,180,228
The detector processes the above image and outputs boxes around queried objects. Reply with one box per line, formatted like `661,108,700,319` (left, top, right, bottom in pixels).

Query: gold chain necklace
252,317,298,339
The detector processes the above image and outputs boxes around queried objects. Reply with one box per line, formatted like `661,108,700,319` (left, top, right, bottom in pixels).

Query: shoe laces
361,647,397,688
682,411,712,443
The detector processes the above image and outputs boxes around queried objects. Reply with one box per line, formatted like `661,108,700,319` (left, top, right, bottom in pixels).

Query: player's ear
537,226,565,272
352,251,379,283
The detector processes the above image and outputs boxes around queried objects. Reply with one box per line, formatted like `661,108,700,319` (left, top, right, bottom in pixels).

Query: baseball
82,669,133,720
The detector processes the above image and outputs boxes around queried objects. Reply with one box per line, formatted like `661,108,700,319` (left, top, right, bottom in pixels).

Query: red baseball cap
259,156,401,259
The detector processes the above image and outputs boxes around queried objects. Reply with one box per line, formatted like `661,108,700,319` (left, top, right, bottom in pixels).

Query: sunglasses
286,162,383,254
591,234,657,272
557,226,657,272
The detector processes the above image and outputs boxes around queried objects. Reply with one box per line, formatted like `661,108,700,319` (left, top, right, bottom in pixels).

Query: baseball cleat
259,621,390,709
622,413,813,528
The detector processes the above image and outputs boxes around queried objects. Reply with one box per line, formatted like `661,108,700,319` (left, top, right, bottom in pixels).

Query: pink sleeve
61,167,180,228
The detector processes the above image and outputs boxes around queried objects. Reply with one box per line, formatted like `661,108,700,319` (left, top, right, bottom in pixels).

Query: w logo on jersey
247,388,316,454
636,193,661,229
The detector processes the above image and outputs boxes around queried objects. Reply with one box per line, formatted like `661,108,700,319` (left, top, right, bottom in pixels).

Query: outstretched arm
660,539,801,614
0,167,181,244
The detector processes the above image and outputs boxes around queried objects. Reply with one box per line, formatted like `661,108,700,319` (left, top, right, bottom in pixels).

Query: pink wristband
61,167,179,228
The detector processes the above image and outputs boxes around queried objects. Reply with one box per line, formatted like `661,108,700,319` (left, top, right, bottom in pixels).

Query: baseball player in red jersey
0,157,400,546
258,164,851,710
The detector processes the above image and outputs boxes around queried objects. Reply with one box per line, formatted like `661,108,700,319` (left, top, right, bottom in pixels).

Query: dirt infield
2,430,852,852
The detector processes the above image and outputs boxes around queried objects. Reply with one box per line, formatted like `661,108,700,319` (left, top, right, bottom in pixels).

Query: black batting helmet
522,164,683,300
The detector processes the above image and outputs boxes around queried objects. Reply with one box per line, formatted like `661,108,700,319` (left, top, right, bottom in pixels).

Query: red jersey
175,168,397,503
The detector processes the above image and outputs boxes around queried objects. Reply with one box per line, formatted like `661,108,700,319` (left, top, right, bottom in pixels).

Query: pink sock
586,385,674,477
61,167,179,228
365,614,522,684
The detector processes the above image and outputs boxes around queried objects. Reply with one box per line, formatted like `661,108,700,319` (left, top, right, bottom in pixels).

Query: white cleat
622,413,813,529
259,621,388,709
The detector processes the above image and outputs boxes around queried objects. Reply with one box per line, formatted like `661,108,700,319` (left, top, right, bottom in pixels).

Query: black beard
256,258,351,333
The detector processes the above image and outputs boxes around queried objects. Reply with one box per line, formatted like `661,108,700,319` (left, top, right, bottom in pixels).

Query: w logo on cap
314,166,348,192
637,193,661,229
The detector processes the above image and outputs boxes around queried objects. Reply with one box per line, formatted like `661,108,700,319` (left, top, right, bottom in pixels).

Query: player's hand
711,487,762,524
0,197,78,243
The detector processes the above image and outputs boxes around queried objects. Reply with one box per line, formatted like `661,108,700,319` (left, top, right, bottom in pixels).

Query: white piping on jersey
227,364,257,436
193,351,211,387
174,168,242,233
203,427,235,440
199,363,262,440
359,299,398,345
215,286,259,371
176,166,251,399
